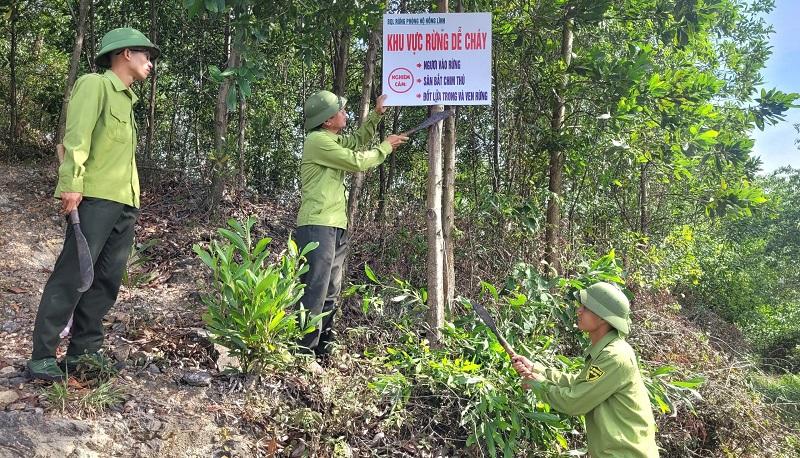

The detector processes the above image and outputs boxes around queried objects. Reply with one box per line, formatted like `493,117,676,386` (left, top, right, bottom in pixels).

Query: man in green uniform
512,282,659,457
296,91,407,356
27,28,160,381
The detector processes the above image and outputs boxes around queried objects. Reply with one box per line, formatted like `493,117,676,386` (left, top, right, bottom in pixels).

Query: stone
214,344,240,372
0,366,16,377
181,371,212,387
0,390,20,407
113,344,132,363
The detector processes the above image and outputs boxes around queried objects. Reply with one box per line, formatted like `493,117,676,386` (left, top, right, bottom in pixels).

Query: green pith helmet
95,28,160,68
304,90,346,130
578,282,631,335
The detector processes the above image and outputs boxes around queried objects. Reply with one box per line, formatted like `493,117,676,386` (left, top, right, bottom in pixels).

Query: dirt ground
0,161,265,457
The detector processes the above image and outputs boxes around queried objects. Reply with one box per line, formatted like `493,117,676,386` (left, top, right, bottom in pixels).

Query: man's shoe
27,358,66,382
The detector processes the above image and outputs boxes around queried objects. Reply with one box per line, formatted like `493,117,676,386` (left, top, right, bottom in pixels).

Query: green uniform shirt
537,331,659,458
297,111,392,229
55,70,140,208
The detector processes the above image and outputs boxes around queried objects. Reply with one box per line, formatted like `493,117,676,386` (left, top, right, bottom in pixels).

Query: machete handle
68,209,80,225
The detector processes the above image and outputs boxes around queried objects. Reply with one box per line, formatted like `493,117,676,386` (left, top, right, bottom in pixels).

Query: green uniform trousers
294,225,348,354
31,197,138,360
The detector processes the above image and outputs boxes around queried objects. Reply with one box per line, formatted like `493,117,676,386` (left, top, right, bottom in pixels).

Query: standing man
512,282,659,457
27,28,160,381
296,91,407,356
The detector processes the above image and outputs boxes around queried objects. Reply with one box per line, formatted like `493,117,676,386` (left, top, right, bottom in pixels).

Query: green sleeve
58,74,104,193
338,110,383,150
306,132,392,172
541,354,632,416
534,362,579,387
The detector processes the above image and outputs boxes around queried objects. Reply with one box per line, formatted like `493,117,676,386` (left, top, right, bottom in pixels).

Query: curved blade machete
61,210,94,338
402,110,455,136
470,300,517,357
69,209,94,293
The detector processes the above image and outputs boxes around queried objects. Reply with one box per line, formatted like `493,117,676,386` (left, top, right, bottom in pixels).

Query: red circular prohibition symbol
388,67,414,93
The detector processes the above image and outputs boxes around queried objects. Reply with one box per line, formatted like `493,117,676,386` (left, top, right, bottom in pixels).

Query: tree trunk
145,0,159,163
332,29,351,96
87,1,96,72
57,0,91,147
544,7,574,275
208,18,240,213
441,0,463,313
345,28,380,228
639,161,648,233
8,2,18,154
376,118,387,221
442,109,456,311
426,0,449,347
237,94,247,193
491,47,501,192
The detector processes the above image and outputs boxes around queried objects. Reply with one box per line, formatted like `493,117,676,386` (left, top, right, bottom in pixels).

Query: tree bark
57,0,91,147
345,28,380,228
8,2,19,153
544,7,574,275
332,29,351,96
426,0,449,347
442,109,456,311
639,161,649,233
208,17,240,213
491,47,501,192
237,93,247,193
145,0,159,163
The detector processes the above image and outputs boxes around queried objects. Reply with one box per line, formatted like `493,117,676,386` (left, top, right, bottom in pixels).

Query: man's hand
386,134,408,151
375,94,389,114
512,355,545,389
61,192,83,214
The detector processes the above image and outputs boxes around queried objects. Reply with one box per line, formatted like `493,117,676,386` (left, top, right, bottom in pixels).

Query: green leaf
365,263,378,283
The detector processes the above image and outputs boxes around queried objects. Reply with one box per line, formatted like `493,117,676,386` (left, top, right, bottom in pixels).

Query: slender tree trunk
427,0,449,347
441,0,463,313
237,94,247,193
345,28,380,227
376,118,387,221
209,17,240,213
57,0,91,148
332,29,351,96
145,0,159,163
8,3,19,154
639,161,648,233
544,7,574,275
491,47,501,192
442,109,456,311
88,2,96,72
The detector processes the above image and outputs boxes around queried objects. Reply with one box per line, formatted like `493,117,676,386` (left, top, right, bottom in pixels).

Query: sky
750,0,800,173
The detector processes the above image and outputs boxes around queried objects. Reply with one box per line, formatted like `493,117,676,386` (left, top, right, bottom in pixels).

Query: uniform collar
583,329,620,361
103,70,139,104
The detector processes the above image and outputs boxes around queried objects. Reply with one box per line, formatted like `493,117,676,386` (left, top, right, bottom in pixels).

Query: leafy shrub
363,251,704,456
193,216,322,372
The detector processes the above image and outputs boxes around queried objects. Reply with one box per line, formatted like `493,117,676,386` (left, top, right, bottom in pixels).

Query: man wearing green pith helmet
295,91,407,356
512,282,660,457
28,28,160,381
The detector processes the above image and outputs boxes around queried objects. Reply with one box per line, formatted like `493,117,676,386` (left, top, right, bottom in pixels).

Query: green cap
95,28,160,68
304,90,346,130
578,282,631,335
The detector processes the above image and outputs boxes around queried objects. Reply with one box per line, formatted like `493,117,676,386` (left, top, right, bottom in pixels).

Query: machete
470,300,517,357
401,109,455,136
59,209,94,338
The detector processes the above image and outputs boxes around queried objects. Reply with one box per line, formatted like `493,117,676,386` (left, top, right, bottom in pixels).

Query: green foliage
363,252,704,457
753,373,800,426
343,263,427,316
193,216,322,372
